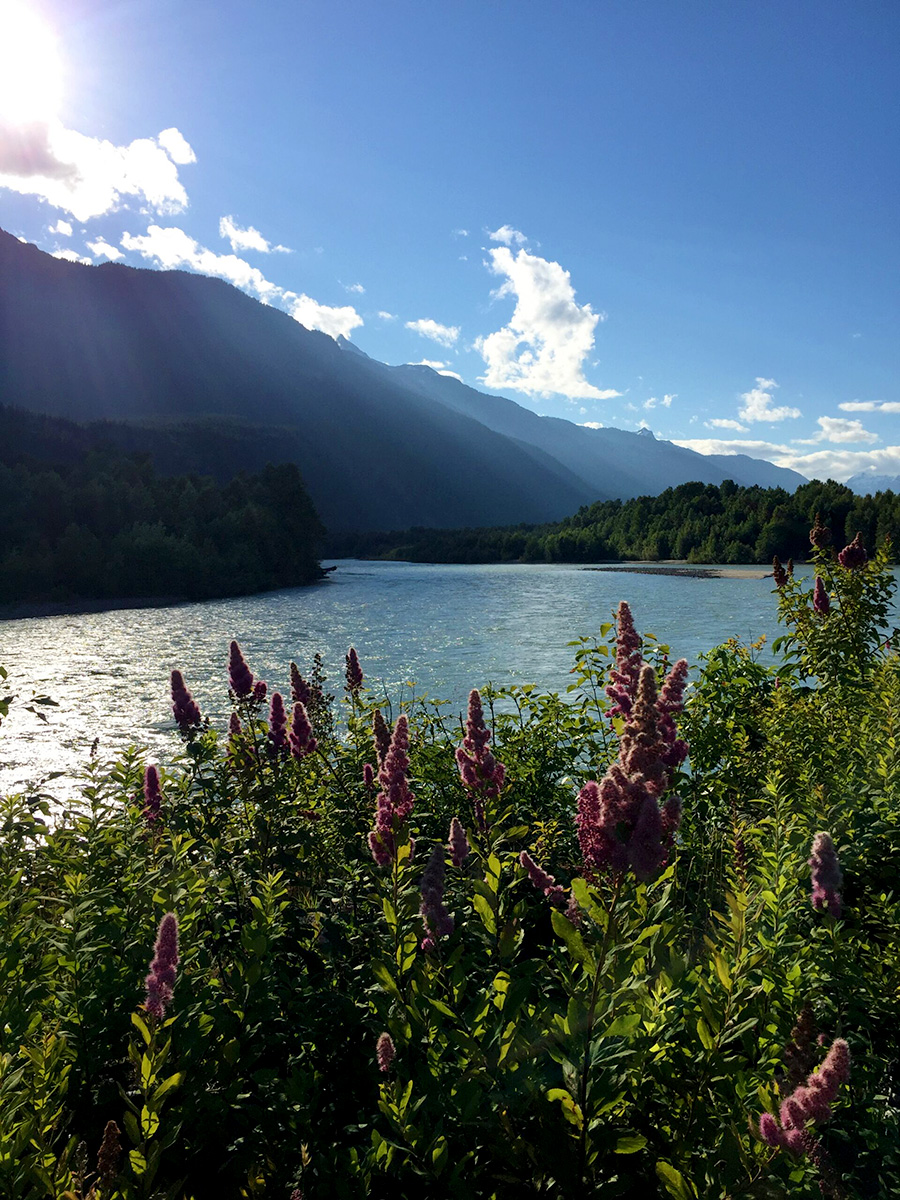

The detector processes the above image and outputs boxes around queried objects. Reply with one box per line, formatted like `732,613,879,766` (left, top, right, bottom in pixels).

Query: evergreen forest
0,448,325,605
333,478,900,565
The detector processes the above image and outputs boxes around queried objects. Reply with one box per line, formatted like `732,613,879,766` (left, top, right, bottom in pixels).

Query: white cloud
475,244,619,401
452,228,469,237
488,224,527,245
86,237,123,260
580,421,604,429
839,399,900,414
796,416,877,445
157,127,196,165
706,418,749,431
405,317,460,347
120,223,362,339
219,214,289,254
673,436,900,483
0,120,194,222
344,282,365,294
287,293,363,339
377,310,397,320
409,359,463,382
644,394,674,410
49,219,71,236
122,224,283,300
737,377,801,423
51,247,91,264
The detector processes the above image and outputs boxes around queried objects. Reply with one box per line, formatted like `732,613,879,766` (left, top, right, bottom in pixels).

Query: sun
0,2,62,124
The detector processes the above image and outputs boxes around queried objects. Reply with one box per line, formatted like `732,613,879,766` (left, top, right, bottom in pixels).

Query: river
0,559,890,794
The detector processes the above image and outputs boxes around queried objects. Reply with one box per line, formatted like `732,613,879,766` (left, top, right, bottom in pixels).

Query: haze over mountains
0,229,806,531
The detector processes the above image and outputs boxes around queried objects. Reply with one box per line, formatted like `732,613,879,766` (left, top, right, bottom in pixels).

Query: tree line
0,449,325,605
331,478,899,565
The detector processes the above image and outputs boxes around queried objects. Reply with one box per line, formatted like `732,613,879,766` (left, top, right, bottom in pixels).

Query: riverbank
580,564,771,579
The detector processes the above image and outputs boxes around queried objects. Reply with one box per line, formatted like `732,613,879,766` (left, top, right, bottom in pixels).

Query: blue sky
1,0,898,481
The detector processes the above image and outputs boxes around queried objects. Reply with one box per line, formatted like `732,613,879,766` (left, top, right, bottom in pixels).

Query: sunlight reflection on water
1,560,894,795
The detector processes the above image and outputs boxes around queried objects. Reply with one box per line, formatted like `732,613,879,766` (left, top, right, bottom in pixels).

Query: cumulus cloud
795,416,878,445
51,247,91,264
405,317,460,347
580,421,604,429
839,399,900,414
122,224,282,300
120,223,362,340
286,293,363,339
344,282,365,294
488,224,527,245
706,418,749,431
645,394,675,410
377,311,397,320
86,237,123,261
452,228,469,237
219,215,290,254
673,435,900,483
738,377,801,423
49,218,71,235
157,127,196,164
475,244,619,401
0,120,194,222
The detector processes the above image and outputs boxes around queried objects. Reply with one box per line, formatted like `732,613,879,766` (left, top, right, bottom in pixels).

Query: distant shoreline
580,564,771,579
0,595,191,622
0,572,336,622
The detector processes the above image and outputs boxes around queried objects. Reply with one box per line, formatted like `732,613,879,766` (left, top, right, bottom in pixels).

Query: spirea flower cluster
456,689,505,831
757,1037,851,1154
577,605,689,882
144,913,180,1020
369,714,415,865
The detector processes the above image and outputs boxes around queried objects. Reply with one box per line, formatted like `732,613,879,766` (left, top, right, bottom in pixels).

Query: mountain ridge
1,228,806,531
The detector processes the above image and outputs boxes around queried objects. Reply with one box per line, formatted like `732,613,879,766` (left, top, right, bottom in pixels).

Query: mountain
0,228,806,531
387,363,807,498
847,471,900,495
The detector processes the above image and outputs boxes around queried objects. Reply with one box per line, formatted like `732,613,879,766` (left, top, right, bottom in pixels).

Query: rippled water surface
1,559,892,793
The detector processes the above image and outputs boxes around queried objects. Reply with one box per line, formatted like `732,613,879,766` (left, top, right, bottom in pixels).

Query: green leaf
551,909,594,968
602,1013,641,1038
696,1017,715,1050
571,877,606,926
615,1134,647,1154
656,1161,696,1199
131,1011,152,1046
711,951,731,990
129,1149,148,1177
152,1072,184,1102
473,893,497,935
371,961,402,1000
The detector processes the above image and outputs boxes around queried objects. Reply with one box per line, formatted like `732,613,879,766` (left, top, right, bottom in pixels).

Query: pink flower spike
143,913,179,1019
376,1032,395,1073
810,832,843,919
228,640,255,698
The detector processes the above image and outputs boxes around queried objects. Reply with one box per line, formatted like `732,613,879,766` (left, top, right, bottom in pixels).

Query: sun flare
0,2,62,124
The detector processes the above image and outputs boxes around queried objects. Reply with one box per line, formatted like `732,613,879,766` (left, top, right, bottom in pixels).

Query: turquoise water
0,559,892,793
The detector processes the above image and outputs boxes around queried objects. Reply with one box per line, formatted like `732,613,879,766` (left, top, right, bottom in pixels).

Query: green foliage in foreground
0,448,324,605
1,532,899,1199
332,477,900,565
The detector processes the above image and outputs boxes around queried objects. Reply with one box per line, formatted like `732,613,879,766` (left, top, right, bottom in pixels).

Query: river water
0,559,886,795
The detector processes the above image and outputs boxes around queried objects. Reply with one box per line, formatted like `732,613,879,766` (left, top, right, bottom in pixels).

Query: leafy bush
0,523,898,1198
